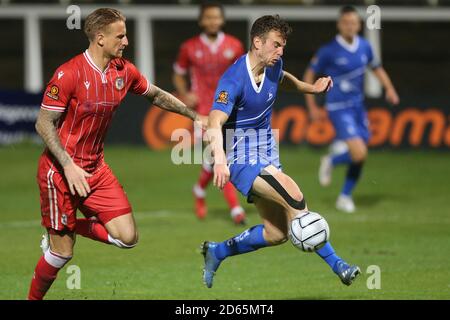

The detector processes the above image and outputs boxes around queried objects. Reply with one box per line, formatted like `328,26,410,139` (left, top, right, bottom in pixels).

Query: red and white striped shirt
40,50,150,173
174,32,244,115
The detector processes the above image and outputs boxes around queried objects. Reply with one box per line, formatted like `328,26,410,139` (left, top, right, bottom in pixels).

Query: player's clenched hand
313,76,333,93
63,162,93,197
213,163,230,190
386,87,400,106
195,114,208,130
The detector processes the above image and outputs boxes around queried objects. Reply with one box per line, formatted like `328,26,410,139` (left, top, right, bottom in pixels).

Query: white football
289,211,330,252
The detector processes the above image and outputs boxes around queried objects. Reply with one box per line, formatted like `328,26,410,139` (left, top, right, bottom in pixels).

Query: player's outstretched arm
35,109,92,197
146,84,207,128
372,67,400,106
280,70,333,94
205,110,229,190
303,68,326,121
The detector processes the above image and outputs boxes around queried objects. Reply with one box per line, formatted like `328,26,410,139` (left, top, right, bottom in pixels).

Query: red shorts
37,157,132,232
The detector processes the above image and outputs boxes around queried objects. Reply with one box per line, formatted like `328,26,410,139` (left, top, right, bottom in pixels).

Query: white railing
1,5,450,93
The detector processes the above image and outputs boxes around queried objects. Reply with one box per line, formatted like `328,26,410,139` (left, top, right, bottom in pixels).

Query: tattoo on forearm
35,110,71,167
147,86,197,121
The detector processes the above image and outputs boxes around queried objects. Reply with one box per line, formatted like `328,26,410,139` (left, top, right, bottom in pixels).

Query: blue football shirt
310,35,380,111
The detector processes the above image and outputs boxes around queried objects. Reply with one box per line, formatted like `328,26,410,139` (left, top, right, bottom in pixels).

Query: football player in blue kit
304,6,399,213
201,15,361,289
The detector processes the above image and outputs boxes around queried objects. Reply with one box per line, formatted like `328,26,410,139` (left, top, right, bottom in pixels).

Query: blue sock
342,178,357,196
214,225,268,260
341,162,364,196
315,242,342,274
331,151,352,166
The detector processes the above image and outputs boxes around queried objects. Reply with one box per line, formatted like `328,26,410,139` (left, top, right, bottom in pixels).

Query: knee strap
258,170,306,210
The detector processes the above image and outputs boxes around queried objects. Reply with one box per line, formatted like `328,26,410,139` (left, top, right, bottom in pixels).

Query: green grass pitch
0,144,449,299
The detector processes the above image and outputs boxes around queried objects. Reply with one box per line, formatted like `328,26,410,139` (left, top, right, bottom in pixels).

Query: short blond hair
84,8,126,42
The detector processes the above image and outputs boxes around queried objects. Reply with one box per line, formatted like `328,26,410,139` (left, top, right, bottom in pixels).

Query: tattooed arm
35,109,92,197
35,110,71,166
146,84,208,128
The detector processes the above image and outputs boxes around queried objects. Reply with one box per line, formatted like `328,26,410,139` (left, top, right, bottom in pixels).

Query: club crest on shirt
115,77,124,90
46,85,59,100
216,91,228,104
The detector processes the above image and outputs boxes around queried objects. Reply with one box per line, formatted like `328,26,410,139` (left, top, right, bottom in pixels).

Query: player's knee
44,249,72,271
115,231,139,249
50,248,74,258
291,189,304,203
350,148,367,162
284,188,304,210
282,177,303,202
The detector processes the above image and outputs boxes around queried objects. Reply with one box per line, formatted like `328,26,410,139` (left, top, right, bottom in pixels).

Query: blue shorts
229,156,281,197
328,106,370,143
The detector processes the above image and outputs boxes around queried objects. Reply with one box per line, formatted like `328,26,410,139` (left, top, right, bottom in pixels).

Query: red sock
76,219,110,244
28,251,68,300
222,182,240,209
197,166,214,190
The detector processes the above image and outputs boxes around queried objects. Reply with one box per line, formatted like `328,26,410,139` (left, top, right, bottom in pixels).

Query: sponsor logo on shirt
335,57,349,65
195,50,203,59
46,85,59,100
216,91,228,104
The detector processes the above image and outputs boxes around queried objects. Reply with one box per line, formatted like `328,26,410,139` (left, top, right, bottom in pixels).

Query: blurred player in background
172,2,246,224
202,15,360,288
303,6,399,213
28,8,206,300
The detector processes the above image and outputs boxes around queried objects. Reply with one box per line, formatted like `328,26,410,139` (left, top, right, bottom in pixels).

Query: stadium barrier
0,90,41,145
1,90,448,149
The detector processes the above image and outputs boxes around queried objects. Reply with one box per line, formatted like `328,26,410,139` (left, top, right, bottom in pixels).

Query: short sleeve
309,46,330,74
211,76,240,115
367,42,381,69
127,62,151,96
173,41,190,75
41,67,75,113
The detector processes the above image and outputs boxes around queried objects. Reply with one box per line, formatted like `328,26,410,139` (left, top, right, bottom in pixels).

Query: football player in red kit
28,8,207,300
173,2,246,224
